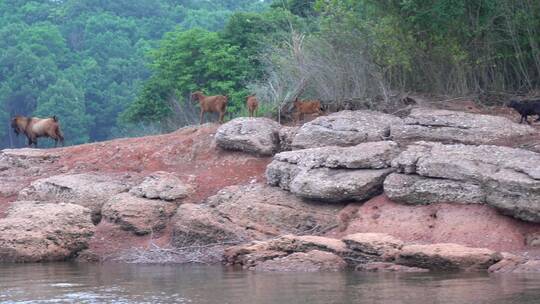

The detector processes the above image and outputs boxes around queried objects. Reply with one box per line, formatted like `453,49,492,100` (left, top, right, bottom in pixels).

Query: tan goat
246,95,259,117
11,115,64,148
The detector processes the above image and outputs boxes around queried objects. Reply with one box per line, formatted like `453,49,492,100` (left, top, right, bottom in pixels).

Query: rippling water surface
1,263,540,304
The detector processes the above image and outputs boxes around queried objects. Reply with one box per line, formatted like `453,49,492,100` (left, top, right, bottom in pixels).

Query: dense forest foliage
0,0,270,147
2,0,540,148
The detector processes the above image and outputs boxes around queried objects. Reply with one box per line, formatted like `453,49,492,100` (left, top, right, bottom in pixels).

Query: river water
1,263,540,304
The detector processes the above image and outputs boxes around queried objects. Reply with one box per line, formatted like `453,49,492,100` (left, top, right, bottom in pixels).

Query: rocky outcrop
215,117,281,156
0,149,61,197
355,262,429,273
385,142,540,223
225,233,504,272
384,173,485,205
0,148,60,169
0,201,94,262
224,235,349,271
252,250,347,272
488,252,527,273
129,171,193,201
102,193,178,235
391,108,535,145
172,203,250,246
171,184,342,247
18,173,132,224
272,141,400,170
278,126,299,152
267,141,398,201
397,243,502,271
510,260,540,273
292,110,402,149
343,233,403,260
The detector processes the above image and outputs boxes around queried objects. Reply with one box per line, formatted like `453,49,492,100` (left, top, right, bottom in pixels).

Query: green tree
123,28,251,123
34,78,90,145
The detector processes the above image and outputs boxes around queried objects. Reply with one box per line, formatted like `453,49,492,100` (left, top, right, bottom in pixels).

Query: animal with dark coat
11,115,64,147
507,99,540,124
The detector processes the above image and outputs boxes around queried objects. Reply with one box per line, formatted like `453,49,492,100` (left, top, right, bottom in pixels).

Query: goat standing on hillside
246,95,259,117
293,98,324,123
11,115,64,148
191,91,228,124
507,99,540,124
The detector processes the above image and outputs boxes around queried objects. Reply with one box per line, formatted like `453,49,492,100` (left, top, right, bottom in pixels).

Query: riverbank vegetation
2,0,540,147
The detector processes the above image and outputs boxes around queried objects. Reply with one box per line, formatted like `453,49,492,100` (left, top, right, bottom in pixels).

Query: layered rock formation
224,233,503,272
291,110,402,149
18,173,132,223
215,117,281,155
391,108,535,144
0,201,94,262
1,107,540,272
267,141,399,201
171,184,341,246
384,141,540,222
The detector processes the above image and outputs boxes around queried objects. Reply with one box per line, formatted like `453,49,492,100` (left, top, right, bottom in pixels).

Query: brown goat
293,98,324,123
11,115,64,148
246,95,259,117
191,91,228,124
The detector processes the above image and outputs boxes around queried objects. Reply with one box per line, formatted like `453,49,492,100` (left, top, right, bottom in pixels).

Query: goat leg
219,111,225,124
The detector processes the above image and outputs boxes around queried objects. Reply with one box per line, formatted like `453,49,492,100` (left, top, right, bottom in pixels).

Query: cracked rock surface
384,141,540,222
267,141,399,201
391,108,535,145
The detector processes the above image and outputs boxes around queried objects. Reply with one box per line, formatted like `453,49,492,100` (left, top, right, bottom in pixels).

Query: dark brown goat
191,91,228,124
293,98,323,123
11,115,64,148
246,95,259,117
507,99,540,124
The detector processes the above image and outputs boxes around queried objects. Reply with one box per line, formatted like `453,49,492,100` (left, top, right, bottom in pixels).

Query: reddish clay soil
331,195,540,254
57,124,271,201
1,124,271,257
2,106,540,259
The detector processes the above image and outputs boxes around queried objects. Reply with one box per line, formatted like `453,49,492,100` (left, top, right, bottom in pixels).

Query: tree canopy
0,0,270,148
2,0,539,148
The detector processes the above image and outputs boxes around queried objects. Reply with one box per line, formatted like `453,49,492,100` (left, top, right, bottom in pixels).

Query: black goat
507,99,540,124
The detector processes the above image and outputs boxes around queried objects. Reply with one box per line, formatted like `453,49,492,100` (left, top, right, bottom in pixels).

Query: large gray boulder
384,141,540,222
273,141,400,170
0,201,95,262
292,110,402,149
384,173,485,205
252,250,347,272
102,193,178,235
18,173,132,224
278,126,300,152
397,243,502,271
224,235,349,271
391,108,535,145
289,168,393,202
215,117,281,156
129,171,193,201
267,141,398,202
171,184,341,247
0,148,60,169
